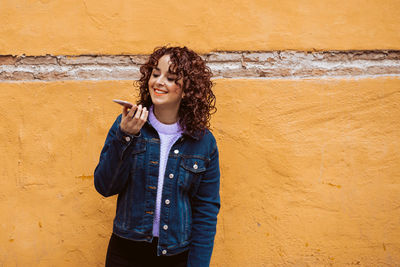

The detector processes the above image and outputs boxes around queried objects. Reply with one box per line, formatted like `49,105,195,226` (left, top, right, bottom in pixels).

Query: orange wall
0,79,399,265
0,0,399,55
1,0,400,266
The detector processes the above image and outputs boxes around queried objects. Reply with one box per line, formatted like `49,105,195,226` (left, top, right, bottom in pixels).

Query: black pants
105,233,188,267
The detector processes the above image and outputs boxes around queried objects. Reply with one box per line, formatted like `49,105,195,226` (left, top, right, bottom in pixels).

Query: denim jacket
94,114,220,267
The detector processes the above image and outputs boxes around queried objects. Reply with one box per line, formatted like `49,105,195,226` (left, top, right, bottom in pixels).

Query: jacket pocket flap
180,157,206,173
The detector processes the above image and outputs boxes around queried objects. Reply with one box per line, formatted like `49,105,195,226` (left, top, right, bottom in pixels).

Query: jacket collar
145,120,200,140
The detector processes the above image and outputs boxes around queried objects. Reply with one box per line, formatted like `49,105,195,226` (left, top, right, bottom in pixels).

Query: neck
153,105,179,124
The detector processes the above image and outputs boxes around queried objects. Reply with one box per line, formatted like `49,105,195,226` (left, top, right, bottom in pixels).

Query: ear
182,92,185,99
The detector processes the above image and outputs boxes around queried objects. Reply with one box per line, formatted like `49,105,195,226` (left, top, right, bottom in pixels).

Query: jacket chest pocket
179,157,207,191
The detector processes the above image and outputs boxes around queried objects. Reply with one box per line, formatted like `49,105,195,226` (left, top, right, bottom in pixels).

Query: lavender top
148,106,183,237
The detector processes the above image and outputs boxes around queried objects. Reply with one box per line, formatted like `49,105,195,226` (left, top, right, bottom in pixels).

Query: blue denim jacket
94,114,220,267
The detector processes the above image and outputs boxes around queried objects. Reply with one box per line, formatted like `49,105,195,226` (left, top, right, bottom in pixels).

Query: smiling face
148,54,184,113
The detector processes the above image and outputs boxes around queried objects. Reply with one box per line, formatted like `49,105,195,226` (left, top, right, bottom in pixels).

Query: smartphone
113,99,134,109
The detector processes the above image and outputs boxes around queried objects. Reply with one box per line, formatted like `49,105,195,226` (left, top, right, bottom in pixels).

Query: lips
154,88,168,96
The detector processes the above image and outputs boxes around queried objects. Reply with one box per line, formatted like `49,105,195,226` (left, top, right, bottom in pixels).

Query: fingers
133,105,143,119
122,105,128,117
140,108,148,122
122,104,137,119
120,104,148,136
127,105,138,118
136,107,148,128
131,105,146,122
131,105,148,128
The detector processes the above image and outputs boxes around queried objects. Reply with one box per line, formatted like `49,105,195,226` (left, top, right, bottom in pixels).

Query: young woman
94,46,221,267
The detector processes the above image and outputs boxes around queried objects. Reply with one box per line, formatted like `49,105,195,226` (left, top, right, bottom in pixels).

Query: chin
150,96,164,106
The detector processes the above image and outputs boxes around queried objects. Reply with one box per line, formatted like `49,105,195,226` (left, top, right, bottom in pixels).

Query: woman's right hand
120,104,149,135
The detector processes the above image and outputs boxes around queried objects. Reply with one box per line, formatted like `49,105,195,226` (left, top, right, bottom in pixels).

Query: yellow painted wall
0,0,400,55
1,0,400,266
0,79,399,266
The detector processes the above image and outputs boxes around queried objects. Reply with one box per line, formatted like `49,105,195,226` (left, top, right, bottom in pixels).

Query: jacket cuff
116,126,141,144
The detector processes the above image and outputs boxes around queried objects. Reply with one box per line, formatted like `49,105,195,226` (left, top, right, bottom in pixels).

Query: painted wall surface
0,0,400,55
1,0,400,266
0,79,399,266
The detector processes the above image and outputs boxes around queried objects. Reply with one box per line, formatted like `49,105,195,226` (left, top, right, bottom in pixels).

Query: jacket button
193,163,198,170
165,199,170,205
124,136,131,142
162,250,167,255
169,173,174,179
163,224,168,230
174,149,179,154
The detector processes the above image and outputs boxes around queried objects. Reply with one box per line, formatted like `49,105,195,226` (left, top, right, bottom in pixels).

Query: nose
155,75,166,86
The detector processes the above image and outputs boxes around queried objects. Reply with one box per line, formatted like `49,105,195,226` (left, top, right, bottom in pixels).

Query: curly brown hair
136,46,216,137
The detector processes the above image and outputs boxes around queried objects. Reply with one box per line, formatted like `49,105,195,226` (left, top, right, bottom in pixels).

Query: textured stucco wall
1,0,400,266
0,0,400,55
212,78,400,266
0,79,399,266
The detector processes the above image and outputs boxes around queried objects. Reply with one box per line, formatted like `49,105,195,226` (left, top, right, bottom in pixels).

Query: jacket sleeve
187,140,221,267
94,114,138,197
